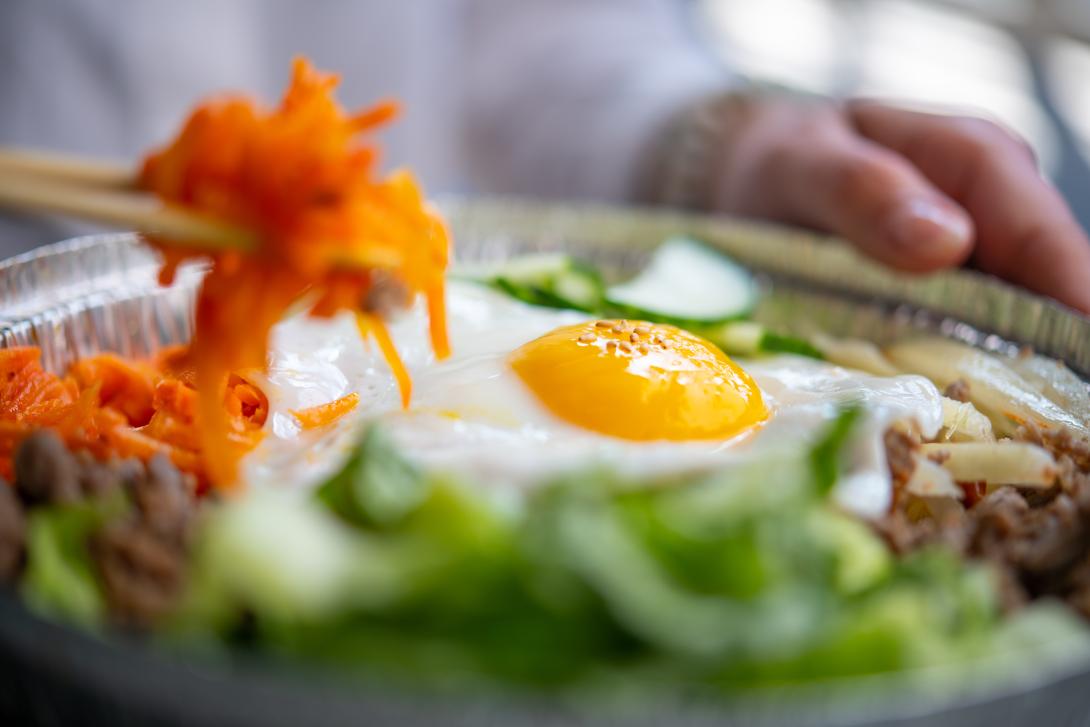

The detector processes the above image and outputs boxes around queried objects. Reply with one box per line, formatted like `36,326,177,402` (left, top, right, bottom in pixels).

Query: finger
849,102,1090,313
726,103,974,272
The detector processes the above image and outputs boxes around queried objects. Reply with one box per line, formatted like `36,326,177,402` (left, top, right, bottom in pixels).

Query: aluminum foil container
5,198,1088,375
0,234,201,372
2,198,1090,727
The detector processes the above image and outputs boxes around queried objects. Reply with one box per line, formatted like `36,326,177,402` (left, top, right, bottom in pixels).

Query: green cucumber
708,321,765,356
704,321,823,360
455,253,605,312
605,237,757,325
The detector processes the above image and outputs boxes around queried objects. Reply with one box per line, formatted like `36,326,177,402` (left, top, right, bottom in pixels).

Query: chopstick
0,148,135,188
0,147,257,252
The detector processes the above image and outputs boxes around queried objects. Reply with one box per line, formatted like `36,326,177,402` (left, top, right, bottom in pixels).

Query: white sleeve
459,0,732,201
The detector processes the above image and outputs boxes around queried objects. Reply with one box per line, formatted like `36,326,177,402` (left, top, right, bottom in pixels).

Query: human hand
711,96,1090,313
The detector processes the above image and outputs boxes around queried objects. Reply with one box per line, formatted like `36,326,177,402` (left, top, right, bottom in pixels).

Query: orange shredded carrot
356,313,412,408
138,57,450,488
69,354,157,426
0,348,77,425
0,348,43,380
427,276,451,360
0,346,271,488
291,392,360,430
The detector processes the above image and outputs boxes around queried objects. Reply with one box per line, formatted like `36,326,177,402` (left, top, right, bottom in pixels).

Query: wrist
638,90,748,211
639,83,831,212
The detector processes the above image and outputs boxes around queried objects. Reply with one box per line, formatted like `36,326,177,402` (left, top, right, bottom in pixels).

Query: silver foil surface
2,199,1088,376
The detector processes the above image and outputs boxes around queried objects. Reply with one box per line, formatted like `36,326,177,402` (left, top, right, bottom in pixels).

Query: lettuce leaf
316,426,427,529
172,414,1087,696
21,492,126,626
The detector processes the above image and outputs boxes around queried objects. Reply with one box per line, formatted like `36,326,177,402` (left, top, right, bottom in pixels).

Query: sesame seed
629,332,640,344
595,320,612,329
635,325,650,335
638,344,649,354
578,332,595,343
606,340,618,351
619,341,632,353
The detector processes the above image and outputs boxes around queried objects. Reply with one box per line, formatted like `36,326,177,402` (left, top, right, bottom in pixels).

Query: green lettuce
175,410,1089,696
21,492,127,627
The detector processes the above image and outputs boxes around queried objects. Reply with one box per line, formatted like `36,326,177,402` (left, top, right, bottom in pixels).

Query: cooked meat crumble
93,520,188,628
14,430,83,505
943,378,971,403
1,434,195,627
878,422,1090,618
92,453,195,627
0,484,24,582
883,427,919,510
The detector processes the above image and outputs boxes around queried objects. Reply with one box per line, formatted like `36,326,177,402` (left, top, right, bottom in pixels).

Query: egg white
241,282,943,518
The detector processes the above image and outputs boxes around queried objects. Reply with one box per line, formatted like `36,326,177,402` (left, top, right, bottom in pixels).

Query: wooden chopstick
0,148,135,188
0,146,257,252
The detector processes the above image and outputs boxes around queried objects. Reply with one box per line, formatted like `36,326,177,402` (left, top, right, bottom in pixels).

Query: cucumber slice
455,253,605,312
704,321,823,360
708,321,765,356
605,237,756,325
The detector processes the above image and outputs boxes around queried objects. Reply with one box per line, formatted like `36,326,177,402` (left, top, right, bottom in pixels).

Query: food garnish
0,346,266,486
139,57,450,486
291,392,360,430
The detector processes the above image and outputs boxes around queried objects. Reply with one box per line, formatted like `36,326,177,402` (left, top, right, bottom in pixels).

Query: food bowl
1,198,1089,727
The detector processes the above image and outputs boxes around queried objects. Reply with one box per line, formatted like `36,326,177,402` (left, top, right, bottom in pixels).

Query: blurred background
3,0,1090,252
697,0,1090,230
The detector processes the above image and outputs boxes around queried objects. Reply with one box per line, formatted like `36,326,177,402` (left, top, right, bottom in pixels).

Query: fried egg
242,281,943,517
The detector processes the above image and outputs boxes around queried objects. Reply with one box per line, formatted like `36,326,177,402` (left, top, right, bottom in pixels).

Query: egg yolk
509,320,768,441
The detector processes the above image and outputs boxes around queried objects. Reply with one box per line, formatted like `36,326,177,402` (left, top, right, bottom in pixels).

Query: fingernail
889,198,972,258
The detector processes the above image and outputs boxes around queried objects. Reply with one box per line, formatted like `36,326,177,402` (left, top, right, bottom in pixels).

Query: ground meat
873,508,965,556
0,483,25,582
90,452,193,627
992,563,1029,613
1019,482,1062,508
8,433,195,627
130,454,191,542
73,451,125,499
883,427,919,509
966,487,1030,559
964,486,1090,600
943,378,971,403
872,510,923,555
92,521,187,628
878,422,1090,618
1018,420,1090,474
14,430,81,504
1002,495,1085,579
1056,457,1090,512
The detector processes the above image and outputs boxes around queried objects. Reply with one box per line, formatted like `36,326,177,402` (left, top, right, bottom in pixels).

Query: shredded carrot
69,354,157,426
0,348,43,379
138,57,450,488
292,392,360,430
0,349,76,424
0,346,269,488
356,313,412,408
